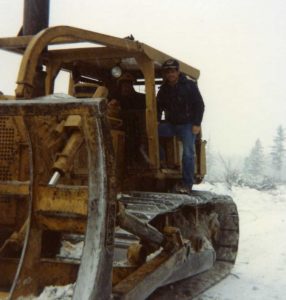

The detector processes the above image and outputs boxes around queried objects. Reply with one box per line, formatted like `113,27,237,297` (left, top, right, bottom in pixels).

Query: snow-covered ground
195,183,286,300
25,183,286,300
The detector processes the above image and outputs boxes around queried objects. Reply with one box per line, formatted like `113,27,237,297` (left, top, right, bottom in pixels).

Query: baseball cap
162,59,179,70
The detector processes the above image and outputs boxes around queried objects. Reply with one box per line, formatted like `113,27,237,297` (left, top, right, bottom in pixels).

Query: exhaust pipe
23,0,50,35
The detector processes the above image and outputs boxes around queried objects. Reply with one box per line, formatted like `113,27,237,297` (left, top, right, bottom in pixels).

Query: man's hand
192,125,201,135
107,99,121,117
108,99,120,108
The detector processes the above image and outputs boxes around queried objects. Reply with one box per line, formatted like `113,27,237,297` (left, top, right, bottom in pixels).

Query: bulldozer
0,1,239,299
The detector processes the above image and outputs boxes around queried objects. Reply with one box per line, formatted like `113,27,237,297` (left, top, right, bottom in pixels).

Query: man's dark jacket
157,74,204,126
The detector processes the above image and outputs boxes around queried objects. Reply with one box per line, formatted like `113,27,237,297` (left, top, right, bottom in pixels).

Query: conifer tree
270,125,285,180
244,139,264,176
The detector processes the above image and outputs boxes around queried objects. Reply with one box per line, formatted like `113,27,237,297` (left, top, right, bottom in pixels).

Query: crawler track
114,191,239,299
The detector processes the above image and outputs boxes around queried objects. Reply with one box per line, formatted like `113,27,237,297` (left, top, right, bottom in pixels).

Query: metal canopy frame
0,25,200,172
0,26,200,79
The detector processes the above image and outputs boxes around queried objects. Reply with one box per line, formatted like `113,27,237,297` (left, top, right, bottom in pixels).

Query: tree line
205,125,286,189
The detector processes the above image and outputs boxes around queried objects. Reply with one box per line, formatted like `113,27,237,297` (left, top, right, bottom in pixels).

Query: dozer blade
0,96,117,300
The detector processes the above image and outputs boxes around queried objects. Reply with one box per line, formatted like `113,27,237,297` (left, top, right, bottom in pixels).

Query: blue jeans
158,122,196,187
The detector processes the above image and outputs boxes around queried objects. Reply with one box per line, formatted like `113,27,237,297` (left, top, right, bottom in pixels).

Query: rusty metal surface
0,117,21,181
0,182,29,196
0,98,116,299
8,125,33,299
36,185,88,217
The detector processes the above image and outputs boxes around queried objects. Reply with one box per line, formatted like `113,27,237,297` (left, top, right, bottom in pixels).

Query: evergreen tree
270,125,285,180
244,139,264,176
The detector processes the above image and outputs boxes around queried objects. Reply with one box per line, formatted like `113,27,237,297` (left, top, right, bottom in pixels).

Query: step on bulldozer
0,1,239,299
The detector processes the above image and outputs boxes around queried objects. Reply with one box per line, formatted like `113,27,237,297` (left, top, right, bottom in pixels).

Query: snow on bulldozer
0,1,239,299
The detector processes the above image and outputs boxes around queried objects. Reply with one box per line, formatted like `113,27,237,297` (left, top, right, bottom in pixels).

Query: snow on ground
18,284,74,300
27,183,286,300
195,183,286,300
59,240,83,260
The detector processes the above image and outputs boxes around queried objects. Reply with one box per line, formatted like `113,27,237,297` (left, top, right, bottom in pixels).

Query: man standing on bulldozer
157,59,205,193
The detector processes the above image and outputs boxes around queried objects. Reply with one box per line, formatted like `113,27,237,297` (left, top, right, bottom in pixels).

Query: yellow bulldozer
0,1,239,299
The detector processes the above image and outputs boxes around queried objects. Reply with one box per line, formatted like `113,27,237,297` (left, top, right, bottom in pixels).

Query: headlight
111,66,122,78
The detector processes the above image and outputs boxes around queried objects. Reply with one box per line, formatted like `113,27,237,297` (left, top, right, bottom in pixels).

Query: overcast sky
1,0,286,156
